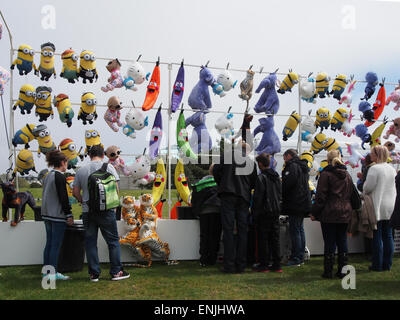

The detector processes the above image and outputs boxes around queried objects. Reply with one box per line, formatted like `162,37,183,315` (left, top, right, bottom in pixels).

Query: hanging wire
1,95,10,148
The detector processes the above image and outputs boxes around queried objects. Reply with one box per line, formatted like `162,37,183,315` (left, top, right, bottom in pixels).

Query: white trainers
111,270,130,281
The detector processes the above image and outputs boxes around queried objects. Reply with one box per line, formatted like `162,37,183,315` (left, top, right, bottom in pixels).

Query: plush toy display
12,124,36,149
149,105,163,160
282,111,301,141
359,101,374,123
119,196,141,246
32,124,56,157
361,72,378,101
123,60,150,91
300,76,317,104
277,69,299,94
171,62,185,113
324,137,342,156
142,59,160,111
0,66,10,96
310,133,328,154
185,111,212,153
340,109,355,137
13,84,35,114
339,80,357,108
78,50,98,83
66,176,77,204
175,158,191,205
384,118,400,142
37,42,56,81
104,96,124,132
13,149,36,176
78,92,98,125
59,138,82,169
355,124,372,149
300,150,314,169
188,66,216,111
60,49,79,83
386,87,400,111
301,110,317,143
254,71,280,115
105,145,131,176
345,143,365,168
365,81,386,127
315,72,330,98
152,158,166,205
315,107,331,132
330,74,348,101
84,129,103,156
212,69,237,97
253,116,281,155
101,58,123,92
176,108,197,159
238,67,255,109
53,94,74,127
11,44,37,76
34,86,53,122
127,152,155,185
215,107,234,141
123,102,149,139
330,107,349,132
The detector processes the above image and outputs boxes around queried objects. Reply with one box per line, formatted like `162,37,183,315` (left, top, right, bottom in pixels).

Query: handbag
350,182,362,210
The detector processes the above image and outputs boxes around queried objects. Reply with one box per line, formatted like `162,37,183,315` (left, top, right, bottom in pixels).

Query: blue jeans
321,223,348,255
288,216,305,263
371,220,394,271
82,209,122,276
43,220,67,273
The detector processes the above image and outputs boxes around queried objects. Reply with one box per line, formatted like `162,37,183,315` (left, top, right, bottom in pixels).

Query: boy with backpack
73,145,129,282
252,153,282,273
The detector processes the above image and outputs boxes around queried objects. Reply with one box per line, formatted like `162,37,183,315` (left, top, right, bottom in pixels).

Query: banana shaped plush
152,158,166,205
176,108,197,159
174,158,191,205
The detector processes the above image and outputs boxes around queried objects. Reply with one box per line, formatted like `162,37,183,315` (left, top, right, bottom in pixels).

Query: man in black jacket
212,142,258,273
282,149,311,267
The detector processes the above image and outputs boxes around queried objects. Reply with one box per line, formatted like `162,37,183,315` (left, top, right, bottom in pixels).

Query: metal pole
167,63,172,219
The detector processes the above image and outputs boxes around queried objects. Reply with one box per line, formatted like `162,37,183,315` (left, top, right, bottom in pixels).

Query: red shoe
10,221,17,227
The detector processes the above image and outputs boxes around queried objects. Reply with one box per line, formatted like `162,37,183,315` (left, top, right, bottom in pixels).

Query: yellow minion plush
315,107,331,132
324,137,343,156
282,111,301,141
60,49,79,83
10,44,37,76
330,74,348,101
315,72,331,98
53,94,74,127
59,138,82,169
311,133,328,154
13,84,36,115
66,176,77,204
78,92,98,125
300,151,314,169
38,42,56,81
316,159,329,180
32,124,56,157
12,124,36,149
35,86,53,122
277,70,299,94
13,149,36,177
78,50,98,84
330,107,349,132
84,130,103,156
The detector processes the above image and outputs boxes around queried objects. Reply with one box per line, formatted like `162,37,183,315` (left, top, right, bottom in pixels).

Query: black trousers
256,214,281,269
199,212,222,265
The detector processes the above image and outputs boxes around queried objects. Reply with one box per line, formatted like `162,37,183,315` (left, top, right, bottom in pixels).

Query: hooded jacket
282,157,311,216
311,164,353,223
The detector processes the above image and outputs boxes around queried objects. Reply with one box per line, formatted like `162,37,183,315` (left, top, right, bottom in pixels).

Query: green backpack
88,163,119,214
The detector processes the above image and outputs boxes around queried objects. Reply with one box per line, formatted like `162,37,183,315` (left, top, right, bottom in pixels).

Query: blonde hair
371,145,389,164
327,149,344,167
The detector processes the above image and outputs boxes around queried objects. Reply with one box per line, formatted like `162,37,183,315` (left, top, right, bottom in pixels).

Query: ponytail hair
327,149,344,167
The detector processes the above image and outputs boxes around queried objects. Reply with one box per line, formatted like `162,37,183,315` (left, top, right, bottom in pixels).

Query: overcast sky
1,0,400,175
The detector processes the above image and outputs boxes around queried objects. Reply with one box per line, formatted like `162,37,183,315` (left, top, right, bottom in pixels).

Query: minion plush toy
316,159,329,180
300,150,314,169
78,50,98,84
78,92,98,125
330,107,349,132
12,124,36,149
10,44,37,76
282,111,301,141
315,107,331,132
330,74,348,101
13,149,36,177
277,69,299,94
38,42,56,81
66,176,77,204
32,124,56,157
315,72,331,98
84,130,103,156
35,86,53,122
60,49,79,83
311,133,328,154
59,138,83,169
324,137,343,156
13,84,36,114
53,94,74,127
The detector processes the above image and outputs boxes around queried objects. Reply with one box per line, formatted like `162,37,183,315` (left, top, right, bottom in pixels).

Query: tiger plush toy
119,196,141,247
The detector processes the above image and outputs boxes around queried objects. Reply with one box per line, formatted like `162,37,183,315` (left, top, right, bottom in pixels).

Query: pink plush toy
105,145,131,176
101,59,123,92
386,88,400,111
104,96,124,132
383,118,400,142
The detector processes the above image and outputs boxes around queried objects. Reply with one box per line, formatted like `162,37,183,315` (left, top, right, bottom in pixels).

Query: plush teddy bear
104,96,124,132
383,118,400,142
101,59,123,92
386,88,400,111
105,145,131,176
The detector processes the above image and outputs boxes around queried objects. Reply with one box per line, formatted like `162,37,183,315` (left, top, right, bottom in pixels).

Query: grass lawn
1,188,179,220
0,254,399,300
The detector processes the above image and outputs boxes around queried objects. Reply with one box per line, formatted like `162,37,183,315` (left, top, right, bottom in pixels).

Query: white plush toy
300,75,317,104
340,109,355,137
123,102,149,139
301,110,317,143
339,80,356,108
345,142,365,168
215,107,235,140
127,152,155,185
123,60,150,91
212,69,237,97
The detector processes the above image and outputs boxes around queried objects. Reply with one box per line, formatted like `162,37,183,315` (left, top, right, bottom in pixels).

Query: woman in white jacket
363,145,397,271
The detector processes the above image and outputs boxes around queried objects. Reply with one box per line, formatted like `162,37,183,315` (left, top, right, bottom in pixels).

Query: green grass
1,188,179,220
0,254,399,300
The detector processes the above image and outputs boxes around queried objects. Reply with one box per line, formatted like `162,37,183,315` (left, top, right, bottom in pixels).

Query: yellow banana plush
174,158,191,205
152,158,166,204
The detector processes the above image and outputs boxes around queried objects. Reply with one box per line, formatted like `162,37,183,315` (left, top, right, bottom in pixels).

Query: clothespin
136,54,142,62
259,66,264,74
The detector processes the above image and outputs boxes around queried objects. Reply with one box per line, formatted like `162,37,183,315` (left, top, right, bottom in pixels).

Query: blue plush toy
361,72,378,101
355,124,372,150
185,111,212,153
188,66,216,111
253,116,281,155
253,72,280,115
358,101,374,123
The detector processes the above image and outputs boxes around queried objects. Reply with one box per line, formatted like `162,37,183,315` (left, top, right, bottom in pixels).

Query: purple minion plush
355,124,371,150
361,72,378,101
358,101,374,123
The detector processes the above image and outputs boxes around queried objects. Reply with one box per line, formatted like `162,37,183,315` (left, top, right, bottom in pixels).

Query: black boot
322,254,334,279
336,253,348,279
